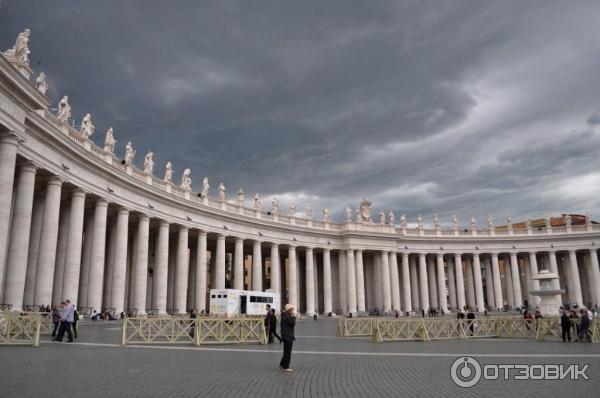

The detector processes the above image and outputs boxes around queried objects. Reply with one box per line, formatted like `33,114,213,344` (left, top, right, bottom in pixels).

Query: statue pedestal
183,191,190,200
83,141,91,151
220,201,226,211
125,165,133,176
145,175,153,185
202,197,208,206
4,55,32,79
273,214,279,222
165,183,172,193
307,219,313,227
530,270,564,316
103,152,113,165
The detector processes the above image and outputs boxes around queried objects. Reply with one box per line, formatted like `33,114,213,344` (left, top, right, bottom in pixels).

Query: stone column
87,199,108,312
491,253,503,310
379,251,391,312
447,257,457,309
355,250,366,313
510,252,523,308
338,250,347,313
52,209,69,306
548,251,560,290
305,247,315,315
504,255,515,308
323,248,332,314
418,253,430,311
132,214,150,314
33,177,63,306
588,249,600,306
3,163,37,309
0,132,19,300
567,250,583,306
23,193,44,306
401,252,412,312
287,246,298,308
472,253,485,312
231,238,243,290
153,221,169,314
270,243,280,293
484,257,495,309
174,226,189,313
313,252,319,313
195,231,207,312
427,255,438,309
252,240,262,291
389,252,401,311
528,252,541,308
436,253,447,310
410,256,419,310
374,254,382,310
215,234,226,289
111,208,129,314
454,253,466,310
465,257,475,308
78,216,93,308
62,189,86,305
346,250,357,315
102,219,117,310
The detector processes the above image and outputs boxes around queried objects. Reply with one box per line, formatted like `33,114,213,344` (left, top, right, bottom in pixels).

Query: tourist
72,307,79,339
279,304,296,372
466,309,476,336
523,310,533,330
579,309,591,343
54,300,74,342
269,308,282,344
569,310,579,341
560,310,572,342
51,305,61,337
264,304,272,341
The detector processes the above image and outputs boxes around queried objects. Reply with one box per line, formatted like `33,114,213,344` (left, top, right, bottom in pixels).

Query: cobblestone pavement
1,318,599,397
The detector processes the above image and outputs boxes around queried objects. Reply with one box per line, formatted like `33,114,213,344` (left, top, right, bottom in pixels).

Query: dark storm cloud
2,0,600,225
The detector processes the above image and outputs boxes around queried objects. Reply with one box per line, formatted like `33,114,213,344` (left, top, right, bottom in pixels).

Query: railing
121,316,267,346
336,317,375,337
0,312,42,347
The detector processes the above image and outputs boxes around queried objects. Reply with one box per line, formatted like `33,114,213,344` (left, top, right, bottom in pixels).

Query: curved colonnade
1,47,600,317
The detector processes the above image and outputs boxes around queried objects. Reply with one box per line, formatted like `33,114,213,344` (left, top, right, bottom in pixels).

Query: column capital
0,130,21,146
138,213,150,222
269,241,278,248
117,207,130,215
217,233,226,240
198,230,207,237
95,198,109,208
178,225,188,232
322,247,331,253
568,249,578,254
19,161,38,174
159,219,170,227
47,176,64,187
72,188,86,198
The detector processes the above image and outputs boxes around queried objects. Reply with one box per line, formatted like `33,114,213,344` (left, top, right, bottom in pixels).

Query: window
211,295,216,298
250,296,256,303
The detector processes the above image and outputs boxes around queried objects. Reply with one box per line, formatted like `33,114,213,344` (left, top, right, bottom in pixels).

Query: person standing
560,310,572,342
279,304,296,372
264,304,272,342
51,305,61,337
269,308,282,344
54,300,74,342
579,309,591,343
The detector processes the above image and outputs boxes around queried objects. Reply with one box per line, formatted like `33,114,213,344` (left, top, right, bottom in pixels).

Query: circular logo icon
450,356,482,388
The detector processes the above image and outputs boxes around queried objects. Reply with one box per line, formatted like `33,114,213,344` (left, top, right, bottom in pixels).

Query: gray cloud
2,0,600,225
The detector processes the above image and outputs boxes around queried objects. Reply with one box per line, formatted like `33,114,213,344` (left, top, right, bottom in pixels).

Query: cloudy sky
2,1,600,226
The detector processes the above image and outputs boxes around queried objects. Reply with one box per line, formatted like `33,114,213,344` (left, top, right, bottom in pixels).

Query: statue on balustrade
487,215,495,228
144,151,154,175
400,214,407,228
289,202,296,216
124,142,135,164
306,207,313,219
544,216,552,229
417,214,423,229
345,207,352,222
358,198,372,223
506,214,513,226
201,177,210,197
452,215,459,230
388,211,395,225
323,208,330,221
237,188,245,203
164,162,173,183
433,213,440,228
525,216,532,229
80,113,95,138
379,210,385,224
585,213,592,226
218,183,226,201
104,127,116,153
470,216,477,230
180,168,192,190
271,198,279,214
4,29,30,65
56,96,71,124
564,214,572,227
254,193,262,209
35,72,48,95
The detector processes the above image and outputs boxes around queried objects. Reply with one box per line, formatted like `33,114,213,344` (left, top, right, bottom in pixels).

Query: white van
209,289,281,316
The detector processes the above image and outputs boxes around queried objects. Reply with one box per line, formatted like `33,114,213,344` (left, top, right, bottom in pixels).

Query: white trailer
209,289,280,316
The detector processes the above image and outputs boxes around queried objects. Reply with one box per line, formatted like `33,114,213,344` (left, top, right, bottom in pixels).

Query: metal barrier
121,317,267,346
0,312,42,347
336,317,375,337
371,318,427,342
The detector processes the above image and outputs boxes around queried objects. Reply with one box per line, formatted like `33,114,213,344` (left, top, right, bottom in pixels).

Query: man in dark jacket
561,310,572,342
579,309,591,342
279,304,296,372
269,308,282,343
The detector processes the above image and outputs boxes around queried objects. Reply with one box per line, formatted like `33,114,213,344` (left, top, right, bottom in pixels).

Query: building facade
1,32,600,316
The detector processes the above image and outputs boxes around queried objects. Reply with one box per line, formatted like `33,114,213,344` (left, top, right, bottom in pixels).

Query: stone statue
271,198,279,214
124,142,135,164
164,162,173,183
506,214,513,225
254,193,261,209
525,216,532,229
218,183,226,201
585,213,592,225
433,213,440,228
359,198,373,222
201,177,210,197
379,210,385,224
306,207,313,219
35,72,48,95
237,188,245,203
143,151,154,175
452,215,459,229
400,214,407,228
4,29,31,64
544,216,551,229
564,214,572,227
487,215,495,228
56,96,71,124
470,216,477,229
345,207,352,222
180,168,192,190
289,202,296,216
323,208,330,221
80,113,95,138
417,214,423,229
388,211,395,225
104,127,116,153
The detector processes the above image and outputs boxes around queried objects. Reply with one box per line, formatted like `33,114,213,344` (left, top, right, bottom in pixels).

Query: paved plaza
1,318,599,397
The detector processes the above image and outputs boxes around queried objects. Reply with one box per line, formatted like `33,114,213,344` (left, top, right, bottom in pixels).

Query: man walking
54,299,74,342
560,310,571,342
269,308,282,344
279,304,296,372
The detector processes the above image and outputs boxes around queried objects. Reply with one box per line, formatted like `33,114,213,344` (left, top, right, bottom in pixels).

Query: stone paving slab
1,318,598,397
